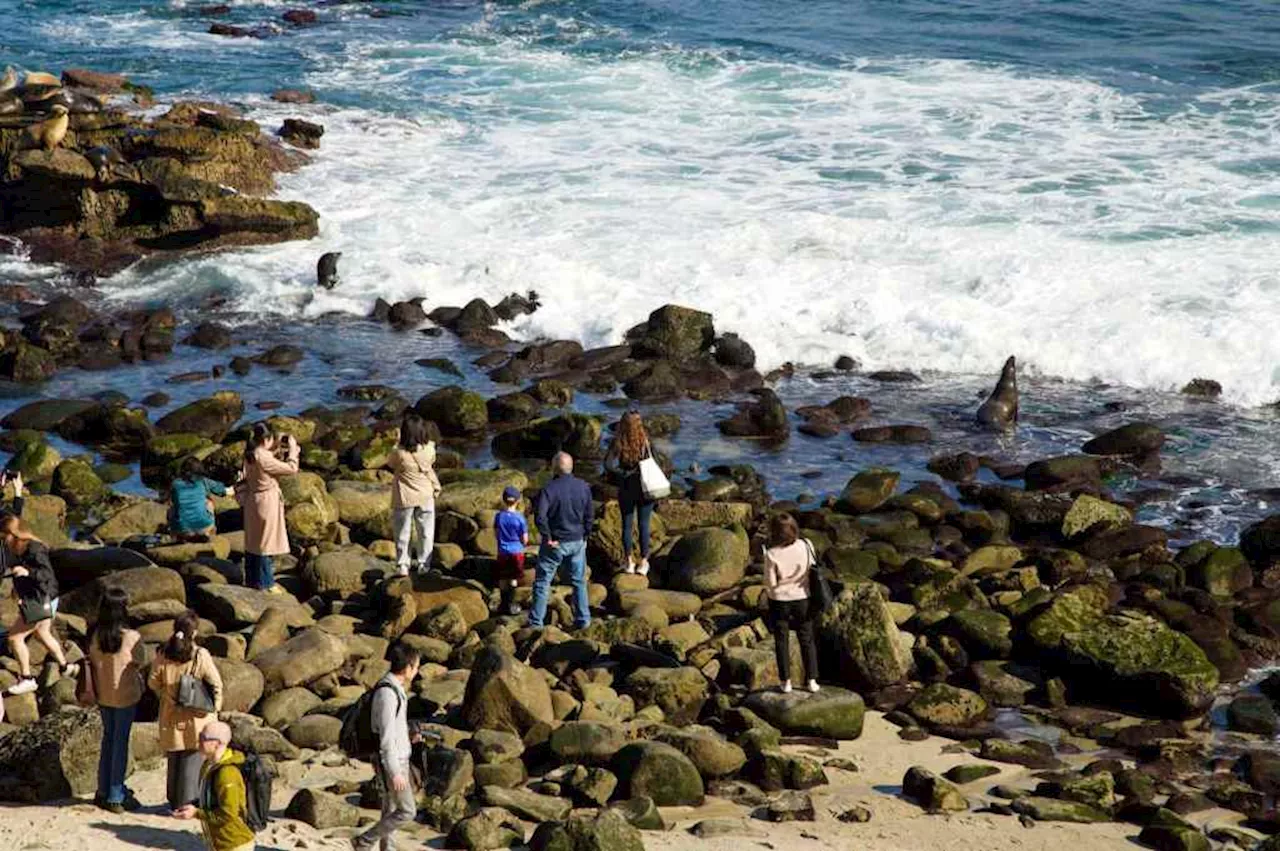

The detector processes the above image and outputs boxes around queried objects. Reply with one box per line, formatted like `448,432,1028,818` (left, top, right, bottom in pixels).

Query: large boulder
632,305,715,361
461,647,555,735
259,687,323,730
285,788,361,829
480,785,572,823
907,683,989,728
303,549,392,598
437,469,529,517
57,565,185,620
0,708,109,801
529,809,644,851
95,500,170,544
1058,611,1219,718
818,584,913,690
328,479,393,539
836,469,899,514
253,628,347,694
156,391,245,440
416,386,488,437
549,721,629,765
280,472,340,546
665,526,749,596
652,726,747,778
716,390,789,439
190,584,315,630
1082,422,1165,457
611,741,705,807
655,500,753,534
622,667,708,725
446,807,524,851
491,414,603,461
743,687,866,740
902,766,968,813
1242,515,1280,568
214,658,266,713
51,458,107,507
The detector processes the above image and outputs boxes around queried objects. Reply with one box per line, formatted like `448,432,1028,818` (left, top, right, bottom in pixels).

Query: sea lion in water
976,355,1018,430
26,104,69,151
316,252,341,289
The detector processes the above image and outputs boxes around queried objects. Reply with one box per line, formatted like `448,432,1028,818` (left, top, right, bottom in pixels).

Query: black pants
770,599,818,685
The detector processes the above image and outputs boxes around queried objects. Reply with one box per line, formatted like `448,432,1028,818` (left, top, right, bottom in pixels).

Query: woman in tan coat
238,422,299,592
84,587,145,813
149,609,223,812
388,412,442,576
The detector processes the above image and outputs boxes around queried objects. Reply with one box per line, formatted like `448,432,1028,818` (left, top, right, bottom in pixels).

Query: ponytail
164,609,199,664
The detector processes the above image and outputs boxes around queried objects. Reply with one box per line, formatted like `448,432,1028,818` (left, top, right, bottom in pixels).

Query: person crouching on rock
495,485,529,615
388,412,441,577
763,512,820,695
2,511,78,697
170,457,229,543
237,423,299,594
174,720,253,851
150,609,224,814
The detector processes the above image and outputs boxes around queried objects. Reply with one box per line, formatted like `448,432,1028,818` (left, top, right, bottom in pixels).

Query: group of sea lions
2,66,109,153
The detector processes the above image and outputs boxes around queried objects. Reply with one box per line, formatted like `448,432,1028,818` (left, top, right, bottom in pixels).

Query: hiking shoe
7,678,36,695
780,681,793,695
807,680,821,694
99,800,124,814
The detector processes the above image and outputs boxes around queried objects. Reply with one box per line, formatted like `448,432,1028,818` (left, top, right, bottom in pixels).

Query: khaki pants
355,759,416,851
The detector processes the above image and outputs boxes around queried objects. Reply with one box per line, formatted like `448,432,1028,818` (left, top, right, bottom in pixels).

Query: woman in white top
763,512,820,694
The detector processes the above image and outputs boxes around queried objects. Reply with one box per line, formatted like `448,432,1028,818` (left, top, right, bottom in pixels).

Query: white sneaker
808,680,821,694
622,560,636,575
8,678,37,696
780,680,792,695
637,559,650,577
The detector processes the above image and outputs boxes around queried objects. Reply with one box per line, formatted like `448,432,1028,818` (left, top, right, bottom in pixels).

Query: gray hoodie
370,672,411,772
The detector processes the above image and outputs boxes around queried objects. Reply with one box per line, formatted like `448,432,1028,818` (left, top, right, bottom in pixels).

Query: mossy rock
1061,495,1132,540
959,545,1023,577
145,433,214,467
836,468,899,514
1060,611,1219,718
437,469,529,517
1010,796,1110,823
1026,584,1110,650
632,305,715,360
155,391,244,441
415,385,488,436
8,439,61,481
946,610,1013,659
818,583,913,690
742,687,865,740
902,766,967,813
491,414,604,461
907,683,988,727
1187,547,1252,598
665,526,749,596
611,741,705,807
51,458,108,508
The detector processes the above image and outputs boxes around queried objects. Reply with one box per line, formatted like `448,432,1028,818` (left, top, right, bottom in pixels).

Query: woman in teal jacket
169,458,227,541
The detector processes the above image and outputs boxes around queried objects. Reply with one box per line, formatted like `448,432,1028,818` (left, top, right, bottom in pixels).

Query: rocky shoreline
1,66,319,277
0,284,1277,851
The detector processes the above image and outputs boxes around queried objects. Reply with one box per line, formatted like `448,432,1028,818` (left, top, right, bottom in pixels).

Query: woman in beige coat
238,422,300,592
388,412,442,576
149,609,223,812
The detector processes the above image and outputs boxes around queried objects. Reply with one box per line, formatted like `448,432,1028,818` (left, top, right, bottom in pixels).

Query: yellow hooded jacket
198,747,255,851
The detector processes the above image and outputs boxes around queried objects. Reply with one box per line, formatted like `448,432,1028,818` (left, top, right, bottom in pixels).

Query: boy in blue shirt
494,485,529,615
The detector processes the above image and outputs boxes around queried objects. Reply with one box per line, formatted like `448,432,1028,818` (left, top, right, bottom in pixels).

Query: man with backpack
175,720,258,851
352,642,421,851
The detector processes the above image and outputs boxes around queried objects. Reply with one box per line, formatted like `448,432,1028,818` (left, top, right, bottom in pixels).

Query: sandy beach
2,711,1193,851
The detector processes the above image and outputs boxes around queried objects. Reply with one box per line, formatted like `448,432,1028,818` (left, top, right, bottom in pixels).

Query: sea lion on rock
0,67,16,93
976,355,1018,430
23,71,61,87
26,104,70,151
85,145,132,183
0,93,21,116
49,88,104,114
316,252,341,289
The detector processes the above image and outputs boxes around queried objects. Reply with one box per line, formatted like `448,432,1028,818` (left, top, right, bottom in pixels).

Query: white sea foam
86,30,1280,404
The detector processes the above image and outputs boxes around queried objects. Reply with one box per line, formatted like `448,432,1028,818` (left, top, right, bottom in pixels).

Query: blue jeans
528,539,591,629
98,704,136,804
619,493,654,560
245,553,274,590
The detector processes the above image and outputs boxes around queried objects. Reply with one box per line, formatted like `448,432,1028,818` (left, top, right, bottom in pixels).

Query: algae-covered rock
836,468,899,514
902,766,968,813
742,687,866,740
155,391,244,441
491,414,603,461
416,386,488,436
818,584,913,690
908,683,989,728
1062,495,1132,539
51,457,107,507
611,741,705,807
666,526,749,596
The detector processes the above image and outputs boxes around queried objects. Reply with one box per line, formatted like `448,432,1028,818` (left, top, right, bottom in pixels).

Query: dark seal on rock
316,252,341,290
976,356,1018,431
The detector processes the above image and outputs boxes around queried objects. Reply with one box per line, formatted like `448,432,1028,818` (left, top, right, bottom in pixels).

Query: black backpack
339,682,402,761
210,745,273,833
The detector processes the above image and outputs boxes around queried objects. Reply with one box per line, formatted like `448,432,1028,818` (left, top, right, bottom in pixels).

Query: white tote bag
638,442,670,500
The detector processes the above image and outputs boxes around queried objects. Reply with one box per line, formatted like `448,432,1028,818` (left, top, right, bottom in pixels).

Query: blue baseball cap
502,486,521,500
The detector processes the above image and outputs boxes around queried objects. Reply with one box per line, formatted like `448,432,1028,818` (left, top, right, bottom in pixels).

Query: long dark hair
243,422,273,466
95,586,129,654
163,609,200,664
400,412,429,452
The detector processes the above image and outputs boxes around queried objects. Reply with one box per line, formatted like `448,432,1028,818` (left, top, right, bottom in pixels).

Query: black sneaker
99,800,124,814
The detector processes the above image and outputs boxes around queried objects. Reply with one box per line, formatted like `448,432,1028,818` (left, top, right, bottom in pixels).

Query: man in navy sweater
528,452,594,630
